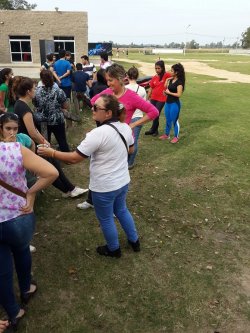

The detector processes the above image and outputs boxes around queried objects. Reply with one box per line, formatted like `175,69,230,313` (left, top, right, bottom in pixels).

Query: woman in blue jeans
38,94,140,258
0,131,58,329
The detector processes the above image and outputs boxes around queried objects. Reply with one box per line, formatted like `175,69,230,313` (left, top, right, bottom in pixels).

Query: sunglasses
92,104,107,112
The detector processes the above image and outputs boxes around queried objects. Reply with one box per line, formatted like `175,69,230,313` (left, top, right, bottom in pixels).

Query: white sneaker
62,187,88,198
77,201,94,210
30,245,36,253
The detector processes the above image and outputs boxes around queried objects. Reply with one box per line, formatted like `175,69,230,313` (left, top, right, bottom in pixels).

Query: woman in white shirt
38,94,140,258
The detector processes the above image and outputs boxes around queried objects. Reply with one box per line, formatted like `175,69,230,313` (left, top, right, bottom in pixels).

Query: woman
160,63,186,143
0,130,58,330
144,60,172,136
13,76,87,198
89,68,108,98
0,68,13,114
77,63,159,210
33,69,70,152
38,95,140,258
125,66,147,169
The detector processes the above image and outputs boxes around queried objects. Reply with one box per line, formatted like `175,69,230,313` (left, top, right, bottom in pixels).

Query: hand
43,139,50,147
165,89,170,95
0,320,9,333
20,191,36,214
37,146,54,157
129,123,135,130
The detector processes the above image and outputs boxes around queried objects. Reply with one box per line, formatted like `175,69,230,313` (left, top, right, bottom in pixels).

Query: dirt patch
119,58,250,83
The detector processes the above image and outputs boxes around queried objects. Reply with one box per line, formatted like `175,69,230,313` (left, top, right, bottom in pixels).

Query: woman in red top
145,60,172,136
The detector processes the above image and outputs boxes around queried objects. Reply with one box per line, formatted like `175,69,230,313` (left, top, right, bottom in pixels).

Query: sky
34,0,250,45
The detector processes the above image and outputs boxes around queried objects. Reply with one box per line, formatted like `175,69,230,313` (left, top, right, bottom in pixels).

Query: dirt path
118,58,250,83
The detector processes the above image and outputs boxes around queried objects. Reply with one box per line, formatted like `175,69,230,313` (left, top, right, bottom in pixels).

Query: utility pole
184,24,191,56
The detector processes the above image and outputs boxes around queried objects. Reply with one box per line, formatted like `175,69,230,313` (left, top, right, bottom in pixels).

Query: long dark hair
14,77,34,97
155,60,165,81
0,68,12,85
0,113,19,141
40,69,54,88
172,63,186,91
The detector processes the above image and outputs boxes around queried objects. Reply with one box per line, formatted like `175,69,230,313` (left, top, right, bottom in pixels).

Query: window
9,36,32,62
54,36,75,61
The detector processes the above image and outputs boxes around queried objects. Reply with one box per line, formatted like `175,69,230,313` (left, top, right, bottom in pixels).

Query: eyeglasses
92,104,107,112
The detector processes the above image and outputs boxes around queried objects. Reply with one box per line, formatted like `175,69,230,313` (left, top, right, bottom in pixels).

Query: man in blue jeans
53,49,72,99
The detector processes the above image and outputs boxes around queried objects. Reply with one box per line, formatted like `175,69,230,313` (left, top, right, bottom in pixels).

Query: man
99,52,112,69
72,63,91,113
53,49,72,99
40,53,60,83
81,55,97,81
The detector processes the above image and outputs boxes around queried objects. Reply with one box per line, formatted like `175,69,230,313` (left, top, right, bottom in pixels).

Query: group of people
0,51,185,331
145,60,186,144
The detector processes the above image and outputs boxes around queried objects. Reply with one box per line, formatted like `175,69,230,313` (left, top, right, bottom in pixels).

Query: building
0,10,88,64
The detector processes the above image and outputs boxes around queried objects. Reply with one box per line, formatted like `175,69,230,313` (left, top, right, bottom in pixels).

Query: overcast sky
34,0,250,45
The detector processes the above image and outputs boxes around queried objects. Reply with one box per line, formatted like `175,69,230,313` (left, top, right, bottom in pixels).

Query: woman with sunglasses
0,117,58,330
77,63,159,210
38,94,140,258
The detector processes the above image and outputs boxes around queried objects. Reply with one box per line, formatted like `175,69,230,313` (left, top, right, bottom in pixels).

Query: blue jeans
0,213,35,319
92,184,138,251
164,102,181,137
128,117,143,167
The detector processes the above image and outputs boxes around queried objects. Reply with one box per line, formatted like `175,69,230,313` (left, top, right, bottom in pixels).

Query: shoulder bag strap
106,123,129,153
0,178,26,198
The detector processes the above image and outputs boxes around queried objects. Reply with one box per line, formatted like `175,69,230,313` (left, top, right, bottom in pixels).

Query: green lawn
2,56,250,333
126,52,250,75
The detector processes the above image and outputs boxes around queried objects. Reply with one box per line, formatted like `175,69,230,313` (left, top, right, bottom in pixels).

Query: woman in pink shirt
91,63,159,129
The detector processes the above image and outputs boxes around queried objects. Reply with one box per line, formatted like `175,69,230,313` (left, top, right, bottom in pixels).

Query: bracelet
51,149,56,158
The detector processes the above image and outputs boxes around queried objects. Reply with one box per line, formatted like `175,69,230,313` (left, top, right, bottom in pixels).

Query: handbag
0,178,26,198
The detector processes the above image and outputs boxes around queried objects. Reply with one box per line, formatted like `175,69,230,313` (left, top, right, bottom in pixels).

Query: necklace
114,87,126,99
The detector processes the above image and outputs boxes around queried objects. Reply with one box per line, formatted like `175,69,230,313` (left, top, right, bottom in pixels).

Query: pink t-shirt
0,142,27,223
91,88,159,124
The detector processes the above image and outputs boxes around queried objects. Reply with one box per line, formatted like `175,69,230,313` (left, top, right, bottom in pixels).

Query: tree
0,0,37,10
241,27,250,49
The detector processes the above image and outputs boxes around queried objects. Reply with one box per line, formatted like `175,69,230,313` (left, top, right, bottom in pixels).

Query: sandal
8,308,25,331
20,280,38,305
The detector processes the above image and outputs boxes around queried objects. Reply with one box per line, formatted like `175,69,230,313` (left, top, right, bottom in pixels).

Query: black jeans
61,86,72,100
149,100,165,133
86,189,93,205
47,157,75,193
48,123,70,152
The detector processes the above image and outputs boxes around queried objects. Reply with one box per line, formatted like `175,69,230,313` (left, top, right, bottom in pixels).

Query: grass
2,56,250,333
124,52,250,75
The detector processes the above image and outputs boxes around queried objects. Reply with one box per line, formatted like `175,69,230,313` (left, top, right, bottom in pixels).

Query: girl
38,95,140,258
125,66,147,169
0,125,58,330
144,60,172,136
0,68,13,113
160,63,186,143
13,77,87,198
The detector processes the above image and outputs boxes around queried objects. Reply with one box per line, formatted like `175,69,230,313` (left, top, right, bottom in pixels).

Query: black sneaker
128,239,140,252
152,131,159,137
144,130,154,135
96,245,121,258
